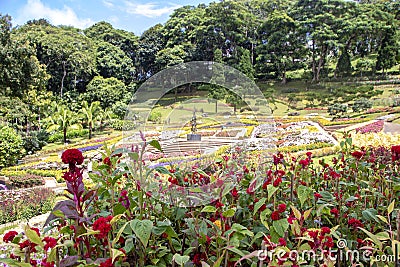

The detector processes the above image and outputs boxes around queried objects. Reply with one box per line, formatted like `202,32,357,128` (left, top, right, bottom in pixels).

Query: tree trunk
61,61,66,98
281,72,287,84
63,127,67,144
215,100,218,114
89,124,92,139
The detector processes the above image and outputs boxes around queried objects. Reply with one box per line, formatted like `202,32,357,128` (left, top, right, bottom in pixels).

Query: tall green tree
82,76,130,110
136,24,165,79
256,10,304,83
376,28,399,76
84,21,138,61
0,14,48,97
17,22,96,97
207,49,227,113
95,41,135,85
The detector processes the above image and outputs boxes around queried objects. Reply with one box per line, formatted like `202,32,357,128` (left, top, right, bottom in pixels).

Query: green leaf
362,208,379,222
358,227,383,250
130,219,153,248
254,197,266,215
0,259,31,267
155,166,172,175
112,221,130,247
267,184,278,201
290,205,302,220
201,206,217,213
113,203,126,216
52,209,65,219
110,214,124,225
173,254,190,266
223,208,236,218
111,248,125,263
149,139,163,152
24,224,44,247
272,218,289,237
388,200,395,215
298,185,311,207
376,215,388,224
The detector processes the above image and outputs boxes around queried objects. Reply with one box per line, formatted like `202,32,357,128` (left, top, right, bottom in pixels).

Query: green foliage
83,76,130,110
95,41,135,85
148,110,162,123
376,28,399,75
0,125,24,168
0,15,49,97
352,98,372,113
48,129,89,143
336,48,353,77
328,103,348,118
22,130,49,154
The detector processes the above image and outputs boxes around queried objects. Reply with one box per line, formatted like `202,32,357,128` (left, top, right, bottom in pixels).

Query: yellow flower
213,220,222,230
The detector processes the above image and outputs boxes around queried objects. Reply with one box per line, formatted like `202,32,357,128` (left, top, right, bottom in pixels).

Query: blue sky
0,0,214,35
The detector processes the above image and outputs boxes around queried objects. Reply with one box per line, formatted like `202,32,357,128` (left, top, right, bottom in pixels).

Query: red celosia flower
321,227,330,235
299,158,310,168
41,259,55,267
271,211,280,221
103,157,112,166
306,152,312,158
231,187,238,198
391,145,400,161
314,193,322,199
278,203,286,213
43,237,57,251
99,258,114,267
330,208,339,217
214,200,224,208
288,216,296,224
273,177,282,187
61,149,84,165
3,230,18,243
351,151,363,160
93,216,112,239
278,238,287,246
19,240,37,252
348,218,363,229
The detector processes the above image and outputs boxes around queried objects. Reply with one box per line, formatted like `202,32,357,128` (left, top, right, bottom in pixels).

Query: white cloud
103,0,115,8
16,0,94,29
124,1,181,18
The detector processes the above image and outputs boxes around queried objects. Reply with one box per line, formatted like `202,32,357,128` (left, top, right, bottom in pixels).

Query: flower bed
215,129,241,137
0,139,399,267
7,175,44,189
354,120,384,134
0,187,55,225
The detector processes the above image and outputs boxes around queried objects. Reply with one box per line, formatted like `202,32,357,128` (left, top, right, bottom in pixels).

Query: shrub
110,119,136,130
0,125,24,168
148,110,162,123
22,130,49,154
48,129,89,143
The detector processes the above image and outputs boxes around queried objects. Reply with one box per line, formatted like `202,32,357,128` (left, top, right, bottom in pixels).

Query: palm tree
98,107,113,131
46,104,82,144
80,100,100,139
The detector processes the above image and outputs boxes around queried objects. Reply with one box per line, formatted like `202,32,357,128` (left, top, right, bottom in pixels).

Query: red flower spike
61,149,84,165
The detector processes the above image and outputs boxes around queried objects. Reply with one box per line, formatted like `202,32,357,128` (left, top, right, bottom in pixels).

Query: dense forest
0,0,399,164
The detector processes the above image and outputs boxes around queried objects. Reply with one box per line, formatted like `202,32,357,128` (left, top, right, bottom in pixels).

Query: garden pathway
383,122,400,134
